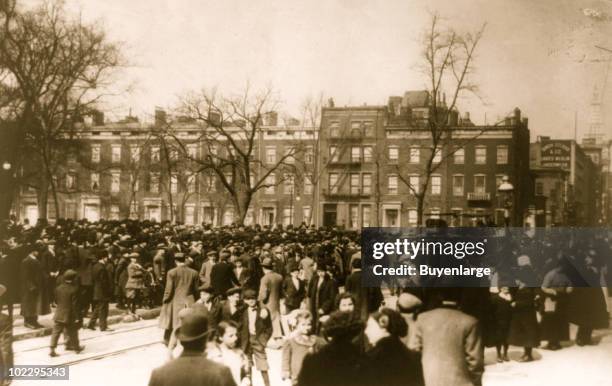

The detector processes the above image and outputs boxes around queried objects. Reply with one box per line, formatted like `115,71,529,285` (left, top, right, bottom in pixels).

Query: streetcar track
15,323,158,353
57,340,163,367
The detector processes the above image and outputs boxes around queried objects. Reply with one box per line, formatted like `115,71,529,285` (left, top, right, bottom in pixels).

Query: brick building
14,111,317,227
530,137,599,226
317,91,531,228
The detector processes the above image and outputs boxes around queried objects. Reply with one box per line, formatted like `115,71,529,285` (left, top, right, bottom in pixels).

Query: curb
13,308,160,342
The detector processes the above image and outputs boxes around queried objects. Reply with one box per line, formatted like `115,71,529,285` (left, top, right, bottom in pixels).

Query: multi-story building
581,136,611,225
14,111,317,227
530,137,599,226
317,91,531,228
529,166,569,227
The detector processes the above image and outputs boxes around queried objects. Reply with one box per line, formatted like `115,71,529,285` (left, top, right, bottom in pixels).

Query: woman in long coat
508,266,540,362
540,259,572,350
566,256,609,346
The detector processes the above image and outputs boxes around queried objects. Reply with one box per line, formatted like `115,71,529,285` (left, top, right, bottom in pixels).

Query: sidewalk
10,304,160,342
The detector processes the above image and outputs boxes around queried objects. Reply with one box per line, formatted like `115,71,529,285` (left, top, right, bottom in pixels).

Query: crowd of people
0,217,610,386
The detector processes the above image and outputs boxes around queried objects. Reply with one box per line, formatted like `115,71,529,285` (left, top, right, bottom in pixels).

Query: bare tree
396,13,486,226
173,85,297,224
0,0,121,221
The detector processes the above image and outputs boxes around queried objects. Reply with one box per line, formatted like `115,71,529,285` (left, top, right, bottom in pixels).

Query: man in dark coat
0,285,14,385
258,257,284,340
158,253,200,346
210,251,239,298
0,237,24,319
39,239,60,305
282,262,305,312
88,252,114,331
75,242,95,323
50,270,83,357
148,309,236,386
114,253,130,309
307,263,338,333
20,248,50,328
345,258,383,322
240,289,272,386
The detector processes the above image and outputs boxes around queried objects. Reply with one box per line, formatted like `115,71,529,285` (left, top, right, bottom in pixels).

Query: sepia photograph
0,0,611,385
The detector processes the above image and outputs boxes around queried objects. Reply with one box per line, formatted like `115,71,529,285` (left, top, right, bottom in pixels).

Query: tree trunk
416,194,425,228
233,189,251,225
37,174,49,223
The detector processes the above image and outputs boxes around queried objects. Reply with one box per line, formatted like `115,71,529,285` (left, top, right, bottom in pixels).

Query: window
410,147,420,163
209,146,218,157
451,209,462,227
170,175,178,193
362,173,372,195
429,208,441,219
330,122,340,137
454,147,465,164
362,205,371,227
91,173,99,191
110,205,120,220
388,146,399,163
329,173,339,194
224,173,233,185
284,147,295,163
495,175,505,190
130,175,139,192
150,173,160,193
91,144,100,163
151,146,160,162
432,148,442,163
388,174,398,195
350,122,362,138
169,149,178,161
363,146,373,162
329,146,339,162
303,206,312,224
536,182,544,196
266,146,276,164
187,175,196,193
111,172,120,193
350,174,360,195
474,175,486,193
187,144,198,159
282,207,292,226
475,146,486,164
265,174,275,194
111,145,121,163
364,122,374,137
304,174,313,194
408,209,418,226
130,144,140,162
206,174,215,193
351,146,361,162
453,175,464,196
349,205,359,228
305,146,314,164
284,174,294,194
409,175,420,194
66,173,76,190
496,145,508,164
431,175,441,195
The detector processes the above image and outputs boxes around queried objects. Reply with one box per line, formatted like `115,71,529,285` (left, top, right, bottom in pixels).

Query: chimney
264,111,278,126
514,107,521,122
92,110,104,126
327,98,335,108
155,108,167,126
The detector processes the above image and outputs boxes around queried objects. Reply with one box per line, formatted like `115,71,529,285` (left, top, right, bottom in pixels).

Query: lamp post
497,176,514,227
1,161,13,222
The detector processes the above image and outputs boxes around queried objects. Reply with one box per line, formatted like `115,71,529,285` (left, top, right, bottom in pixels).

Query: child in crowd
491,286,513,362
282,310,325,385
207,321,251,386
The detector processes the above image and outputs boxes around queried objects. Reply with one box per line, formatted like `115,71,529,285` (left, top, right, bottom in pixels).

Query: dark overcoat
20,255,51,317
158,265,199,330
148,351,236,386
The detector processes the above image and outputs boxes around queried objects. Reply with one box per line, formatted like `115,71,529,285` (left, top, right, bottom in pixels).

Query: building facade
316,92,531,228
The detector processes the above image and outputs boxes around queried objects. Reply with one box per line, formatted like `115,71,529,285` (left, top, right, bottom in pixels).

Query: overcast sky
23,0,612,139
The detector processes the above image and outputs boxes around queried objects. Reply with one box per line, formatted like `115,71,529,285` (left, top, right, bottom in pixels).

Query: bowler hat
226,287,242,297
175,310,210,342
243,289,257,300
174,252,186,261
261,257,274,269
63,269,78,283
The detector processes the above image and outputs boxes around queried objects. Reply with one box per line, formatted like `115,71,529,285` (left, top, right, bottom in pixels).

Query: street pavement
9,292,612,386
